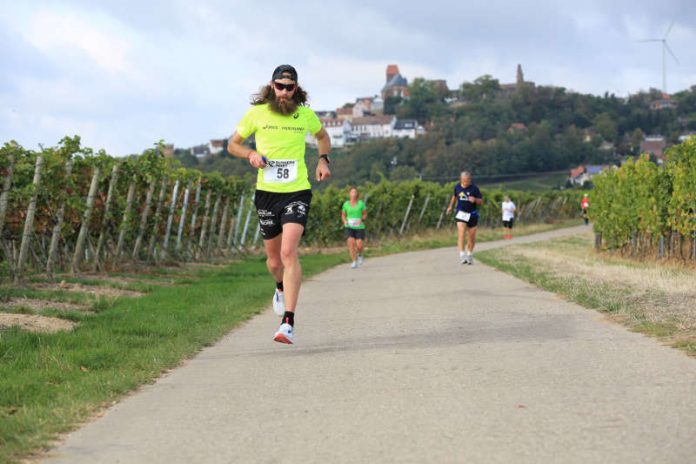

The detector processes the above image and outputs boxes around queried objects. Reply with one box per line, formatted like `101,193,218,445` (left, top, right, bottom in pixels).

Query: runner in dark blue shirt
446,171,483,264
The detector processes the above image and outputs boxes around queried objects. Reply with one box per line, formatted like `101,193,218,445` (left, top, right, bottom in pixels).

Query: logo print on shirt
293,113,299,119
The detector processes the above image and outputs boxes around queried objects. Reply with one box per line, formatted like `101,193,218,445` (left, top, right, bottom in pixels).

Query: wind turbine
638,21,679,93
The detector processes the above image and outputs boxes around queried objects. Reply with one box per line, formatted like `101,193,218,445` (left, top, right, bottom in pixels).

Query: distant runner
227,64,331,344
581,193,590,225
446,171,483,264
341,187,367,269
501,195,516,240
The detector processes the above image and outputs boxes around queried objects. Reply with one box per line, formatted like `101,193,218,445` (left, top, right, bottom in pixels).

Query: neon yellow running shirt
236,103,322,193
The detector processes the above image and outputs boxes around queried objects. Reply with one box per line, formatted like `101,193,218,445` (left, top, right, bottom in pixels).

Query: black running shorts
344,228,366,240
503,219,514,228
254,189,312,240
456,212,479,228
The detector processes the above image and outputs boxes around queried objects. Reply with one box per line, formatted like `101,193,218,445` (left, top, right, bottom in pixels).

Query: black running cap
272,64,298,82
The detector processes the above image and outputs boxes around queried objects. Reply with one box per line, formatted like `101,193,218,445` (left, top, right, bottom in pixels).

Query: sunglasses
273,82,296,92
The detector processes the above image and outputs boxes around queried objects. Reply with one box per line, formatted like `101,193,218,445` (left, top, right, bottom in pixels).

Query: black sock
276,281,284,292
283,311,294,327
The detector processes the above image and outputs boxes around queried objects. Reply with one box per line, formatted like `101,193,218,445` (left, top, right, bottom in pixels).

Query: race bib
347,218,361,227
456,210,471,222
263,160,298,183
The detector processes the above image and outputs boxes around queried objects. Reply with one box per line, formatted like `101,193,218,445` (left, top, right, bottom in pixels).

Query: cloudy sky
1,0,695,155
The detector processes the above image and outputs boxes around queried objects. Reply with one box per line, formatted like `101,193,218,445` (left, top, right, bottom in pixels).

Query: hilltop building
501,64,534,94
640,135,667,161
568,165,609,186
650,94,677,111
382,64,409,99
352,115,397,140
305,118,354,148
393,119,425,139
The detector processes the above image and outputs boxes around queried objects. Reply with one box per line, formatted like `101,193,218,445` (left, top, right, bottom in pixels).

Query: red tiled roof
352,115,395,126
569,165,585,178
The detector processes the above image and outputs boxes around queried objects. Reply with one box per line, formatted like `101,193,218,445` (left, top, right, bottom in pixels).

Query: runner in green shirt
341,187,367,269
227,65,331,344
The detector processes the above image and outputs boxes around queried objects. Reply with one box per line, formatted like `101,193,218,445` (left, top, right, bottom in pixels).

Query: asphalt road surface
44,226,696,463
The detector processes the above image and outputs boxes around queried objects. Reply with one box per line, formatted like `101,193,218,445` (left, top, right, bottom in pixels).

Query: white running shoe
351,261,358,269
273,323,293,344
272,289,285,316
467,254,474,265
357,255,364,266
460,254,468,264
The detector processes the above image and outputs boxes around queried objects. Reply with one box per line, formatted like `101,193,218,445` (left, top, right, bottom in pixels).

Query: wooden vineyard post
239,205,253,249
216,196,231,255
162,180,180,256
71,166,101,275
436,195,449,229
94,163,120,270
132,180,156,260
197,191,213,258
147,178,168,260
206,194,222,257
417,194,431,226
176,183,191,254
186,182,202,257
399,195,415,236
0,152,15,240
15,155,44,283
232,195,246,250
225,216,236,255
46,160,73,277
115,177,137,260
252,223,261,248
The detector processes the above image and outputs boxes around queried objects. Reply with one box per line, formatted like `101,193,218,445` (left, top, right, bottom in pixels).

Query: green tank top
342,200,366,230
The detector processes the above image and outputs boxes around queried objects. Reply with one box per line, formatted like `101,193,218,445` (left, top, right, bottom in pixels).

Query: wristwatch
319,154,330,164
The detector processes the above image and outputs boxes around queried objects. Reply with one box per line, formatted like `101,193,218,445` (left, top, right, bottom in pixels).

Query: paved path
45,226,696,463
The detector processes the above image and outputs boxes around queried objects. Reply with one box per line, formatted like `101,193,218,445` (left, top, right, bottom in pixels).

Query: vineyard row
1,137,583,283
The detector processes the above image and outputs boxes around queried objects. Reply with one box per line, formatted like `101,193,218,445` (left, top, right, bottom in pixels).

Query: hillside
175,76,696,188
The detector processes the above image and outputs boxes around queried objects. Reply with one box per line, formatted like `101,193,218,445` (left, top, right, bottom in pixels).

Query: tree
593,112,618,142
460,75,501,102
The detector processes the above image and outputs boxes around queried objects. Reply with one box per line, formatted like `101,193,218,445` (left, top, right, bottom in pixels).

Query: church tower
386,64,400,83
516,64,524,86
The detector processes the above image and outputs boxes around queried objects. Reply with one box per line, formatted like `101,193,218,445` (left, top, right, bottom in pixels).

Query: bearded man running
228,65,331,344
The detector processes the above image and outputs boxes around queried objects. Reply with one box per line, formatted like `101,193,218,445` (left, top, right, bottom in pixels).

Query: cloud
1,0,695,155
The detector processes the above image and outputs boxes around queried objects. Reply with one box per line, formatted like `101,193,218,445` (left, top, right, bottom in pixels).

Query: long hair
251,84,309,106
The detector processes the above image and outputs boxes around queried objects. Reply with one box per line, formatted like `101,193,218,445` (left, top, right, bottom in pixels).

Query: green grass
476,238,696,356
0,253,347,463
367,219,582,256
479,172,569,191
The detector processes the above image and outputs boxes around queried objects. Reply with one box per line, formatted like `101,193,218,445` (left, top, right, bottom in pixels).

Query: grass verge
0,253,346,463
476,233,696,356
366,219,582,256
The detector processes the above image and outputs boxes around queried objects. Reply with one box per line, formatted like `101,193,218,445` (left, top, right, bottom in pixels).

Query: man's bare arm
315,128,331,182
227,131,266,168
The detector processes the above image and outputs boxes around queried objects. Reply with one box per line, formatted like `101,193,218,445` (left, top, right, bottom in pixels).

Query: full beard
269,95,298,115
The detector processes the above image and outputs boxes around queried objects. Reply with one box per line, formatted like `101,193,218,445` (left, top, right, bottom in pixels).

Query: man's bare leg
279,223,304,312
347,237,357,262
466,226,477,253
263,234,284,283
